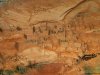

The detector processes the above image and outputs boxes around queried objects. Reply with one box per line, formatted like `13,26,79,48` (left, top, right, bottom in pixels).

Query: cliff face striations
0,0,100,75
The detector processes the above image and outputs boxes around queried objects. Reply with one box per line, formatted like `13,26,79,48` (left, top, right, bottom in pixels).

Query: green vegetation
84,66,93,75
15,66,27,74
3,70,14,75
0,62,45,75
27,62,44,70
93,65,100,74
0,69,3,75
0,69,14,75
84,65,100,75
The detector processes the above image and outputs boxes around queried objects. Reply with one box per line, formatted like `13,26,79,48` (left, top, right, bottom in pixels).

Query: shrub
84,66,93,75
0,69,3,75
3,70,14,75
27,62,44,70
0,69,14,75
15,66,27,74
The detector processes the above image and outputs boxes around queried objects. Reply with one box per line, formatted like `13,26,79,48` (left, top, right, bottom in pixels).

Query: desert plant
0,69,3,75
15,66,27,74
84,66,93,75
3,70,14,75
0,69,14,75
27,62,44,70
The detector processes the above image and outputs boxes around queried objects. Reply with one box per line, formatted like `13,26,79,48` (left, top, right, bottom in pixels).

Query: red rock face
0,0,100,75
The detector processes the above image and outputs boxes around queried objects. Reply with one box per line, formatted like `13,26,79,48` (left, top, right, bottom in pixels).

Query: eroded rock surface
0,0,100,75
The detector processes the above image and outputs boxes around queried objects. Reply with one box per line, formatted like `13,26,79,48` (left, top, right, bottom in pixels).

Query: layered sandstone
0,0,100,75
